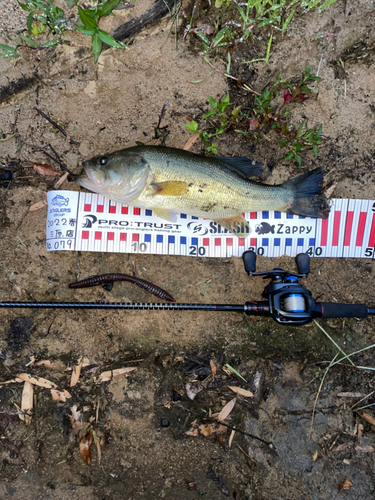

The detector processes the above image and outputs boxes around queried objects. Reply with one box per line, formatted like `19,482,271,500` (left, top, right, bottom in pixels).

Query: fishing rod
1,251,374,326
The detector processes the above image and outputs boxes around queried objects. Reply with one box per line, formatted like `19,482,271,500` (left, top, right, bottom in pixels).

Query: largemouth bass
77,146,328,237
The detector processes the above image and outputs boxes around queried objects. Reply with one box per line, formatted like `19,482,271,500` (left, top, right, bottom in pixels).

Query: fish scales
77,146,328,237
135,148,289,218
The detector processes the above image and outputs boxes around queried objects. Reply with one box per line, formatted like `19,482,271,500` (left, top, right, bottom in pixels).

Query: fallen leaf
210,360,217,377
358,410,375,427
342,479,352,491
325,183,337,199
312,450,318,462
222,366,232,376
29,199,48,211
217,397,236,421
183,133,200,151
0,379,21,385
80,431,93,465
32,163,59,177
70,357,83,387
54,171,69,188
36,359,67,371
199,423,228,437
20,381,33,425
186,420,199,436
228,386,254,398
228,427,236,448
24,356,35,367
332,442,352,452
93,431,102,465
355,445,375,453
16,373,58,389
186,382,204,400
96,367,136,383
51,389,72,402
337,392,365,398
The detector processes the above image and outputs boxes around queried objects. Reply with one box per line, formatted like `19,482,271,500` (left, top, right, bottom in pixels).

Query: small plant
75,1,126,62
186,94,239,154
0,1,126,62
185,25,236,54
185,66,324,165
220,0,339,35
246,65,323,165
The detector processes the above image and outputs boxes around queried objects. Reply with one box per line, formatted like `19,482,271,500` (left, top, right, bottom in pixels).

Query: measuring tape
46,191,375,259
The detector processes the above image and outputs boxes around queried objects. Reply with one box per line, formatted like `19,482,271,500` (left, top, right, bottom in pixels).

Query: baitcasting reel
242,251,373,325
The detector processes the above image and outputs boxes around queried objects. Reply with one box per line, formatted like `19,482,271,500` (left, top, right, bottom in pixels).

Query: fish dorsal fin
153,208,178,222
213,214,250,238
217,157,263,179
151,181,189,197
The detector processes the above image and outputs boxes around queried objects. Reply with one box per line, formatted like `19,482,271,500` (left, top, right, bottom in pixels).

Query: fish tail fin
282,168,329,218
271,225,275,234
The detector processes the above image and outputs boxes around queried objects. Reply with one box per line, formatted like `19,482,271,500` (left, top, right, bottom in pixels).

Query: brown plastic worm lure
68,273,175,302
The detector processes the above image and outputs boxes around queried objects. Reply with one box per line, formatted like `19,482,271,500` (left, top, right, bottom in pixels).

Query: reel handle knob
295,253,310,275
242,250,257,274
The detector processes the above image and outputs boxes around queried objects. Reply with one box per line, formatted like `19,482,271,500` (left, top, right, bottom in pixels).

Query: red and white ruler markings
46,191,375,259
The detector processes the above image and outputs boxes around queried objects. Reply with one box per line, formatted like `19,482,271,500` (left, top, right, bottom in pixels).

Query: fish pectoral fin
153,208,178,223
151,181,189,197
214,215,250,238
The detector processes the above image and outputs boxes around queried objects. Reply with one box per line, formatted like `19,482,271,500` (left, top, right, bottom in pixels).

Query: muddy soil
0,0,375,499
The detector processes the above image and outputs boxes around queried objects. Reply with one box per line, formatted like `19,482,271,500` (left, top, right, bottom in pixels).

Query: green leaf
78,6,98,29
194,31,211,46
91,31,102,63
40,38,58,48
208,96,218,110
221,93,230,104
284,151,294,161
0,43,16,51
282,9,295,34
27,12,34,35
296,121,306,139
225,363,247,383
319,0,338,9
185,121,199,133
17,2,33,12
315,124,322,139
231,106,241,120
295,155,302,167
97,0,121,17
202,109,217,120
279,139,288,147
190,71,213,84
265,34,272,62
19,34,39,47
312,144,318,158
76,27,97,36
97,29,123,48
211,26,230,46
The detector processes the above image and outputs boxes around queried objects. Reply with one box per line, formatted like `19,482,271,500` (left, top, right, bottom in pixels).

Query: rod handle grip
317,303,368,319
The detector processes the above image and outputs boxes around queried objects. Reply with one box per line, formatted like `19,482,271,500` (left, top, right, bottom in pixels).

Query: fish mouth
76,162,102,190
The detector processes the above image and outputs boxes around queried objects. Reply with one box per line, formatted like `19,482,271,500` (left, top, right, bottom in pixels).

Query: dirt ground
1,0,375,498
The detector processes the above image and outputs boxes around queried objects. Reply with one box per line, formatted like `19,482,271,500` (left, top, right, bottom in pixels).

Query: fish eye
99,156,108,166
